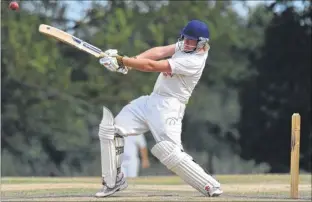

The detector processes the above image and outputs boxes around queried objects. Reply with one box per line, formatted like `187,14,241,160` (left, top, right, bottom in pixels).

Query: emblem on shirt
165,117,179,125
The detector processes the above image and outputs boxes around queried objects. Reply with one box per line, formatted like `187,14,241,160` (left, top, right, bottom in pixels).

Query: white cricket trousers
121,158,140,178
115,93,186,148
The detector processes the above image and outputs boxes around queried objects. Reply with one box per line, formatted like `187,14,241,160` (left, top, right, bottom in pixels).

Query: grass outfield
1,174,311,201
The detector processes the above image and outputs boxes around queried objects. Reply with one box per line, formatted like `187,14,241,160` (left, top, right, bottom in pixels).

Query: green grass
2,174,311,184
1,175,311,201
1,177,96,184
1,188,96,197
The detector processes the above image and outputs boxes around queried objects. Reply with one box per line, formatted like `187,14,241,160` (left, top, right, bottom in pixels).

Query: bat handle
99,52,108,58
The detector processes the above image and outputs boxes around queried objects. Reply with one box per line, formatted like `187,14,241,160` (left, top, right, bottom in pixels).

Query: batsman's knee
98,106,125,149
151,141,190,169
151,140,221,196
98,106,125,148
98,106,116,140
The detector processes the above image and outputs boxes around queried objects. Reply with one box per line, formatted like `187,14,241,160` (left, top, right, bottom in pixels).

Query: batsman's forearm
136,47,164,60
122,57,155,72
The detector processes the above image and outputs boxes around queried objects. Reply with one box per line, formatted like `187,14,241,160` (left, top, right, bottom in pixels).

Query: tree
238,1,311,172
1,1,97,175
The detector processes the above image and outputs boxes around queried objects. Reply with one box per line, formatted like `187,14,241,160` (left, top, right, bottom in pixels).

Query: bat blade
39,24,107,58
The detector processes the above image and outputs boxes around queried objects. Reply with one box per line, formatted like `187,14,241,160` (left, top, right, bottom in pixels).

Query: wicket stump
290,113,301,199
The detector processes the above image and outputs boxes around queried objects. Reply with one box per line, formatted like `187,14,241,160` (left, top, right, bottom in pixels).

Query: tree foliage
238,1,311,172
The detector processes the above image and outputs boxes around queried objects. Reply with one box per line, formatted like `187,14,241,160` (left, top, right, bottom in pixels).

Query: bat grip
99,52,108,58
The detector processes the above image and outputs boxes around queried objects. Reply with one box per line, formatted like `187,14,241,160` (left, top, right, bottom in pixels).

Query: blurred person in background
121,134,150,178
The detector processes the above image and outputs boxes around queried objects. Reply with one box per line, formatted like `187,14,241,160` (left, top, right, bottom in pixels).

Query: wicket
290,113,301,199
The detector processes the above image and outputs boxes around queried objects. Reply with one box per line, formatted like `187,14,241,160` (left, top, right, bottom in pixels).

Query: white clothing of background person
122,134,150,178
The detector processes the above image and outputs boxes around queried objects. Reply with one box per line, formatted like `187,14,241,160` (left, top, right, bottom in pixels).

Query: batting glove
104,49,119,57
99,56,128,74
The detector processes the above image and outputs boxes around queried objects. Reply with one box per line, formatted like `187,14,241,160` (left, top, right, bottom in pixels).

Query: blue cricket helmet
180,20,209,40
178,20,210,53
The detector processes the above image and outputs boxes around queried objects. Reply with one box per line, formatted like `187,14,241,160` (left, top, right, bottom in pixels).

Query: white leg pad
98,106,124,188
151,141,221,196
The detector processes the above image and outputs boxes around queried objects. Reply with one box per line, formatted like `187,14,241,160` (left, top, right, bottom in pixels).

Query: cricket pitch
1,174,311,201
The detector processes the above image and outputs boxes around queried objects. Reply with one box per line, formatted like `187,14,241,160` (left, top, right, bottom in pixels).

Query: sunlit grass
2,174,311,184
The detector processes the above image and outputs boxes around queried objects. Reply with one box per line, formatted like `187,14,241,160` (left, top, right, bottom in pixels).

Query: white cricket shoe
95,172,128,197
208,187,223,197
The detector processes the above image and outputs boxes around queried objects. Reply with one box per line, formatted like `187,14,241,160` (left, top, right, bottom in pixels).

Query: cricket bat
39,24,107,58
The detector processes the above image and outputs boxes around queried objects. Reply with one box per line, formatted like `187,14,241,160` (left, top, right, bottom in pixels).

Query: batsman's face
183,38,197,51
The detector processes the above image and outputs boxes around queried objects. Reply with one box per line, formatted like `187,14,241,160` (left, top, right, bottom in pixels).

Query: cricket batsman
95,19,223,197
